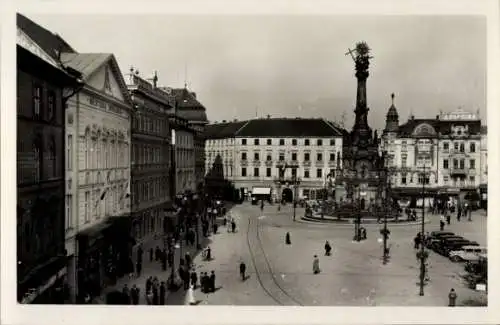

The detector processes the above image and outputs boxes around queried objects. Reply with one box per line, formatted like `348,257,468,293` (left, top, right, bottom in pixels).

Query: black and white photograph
2,1,499,324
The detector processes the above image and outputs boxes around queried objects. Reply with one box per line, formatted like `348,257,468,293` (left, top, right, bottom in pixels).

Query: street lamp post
418,164,428,296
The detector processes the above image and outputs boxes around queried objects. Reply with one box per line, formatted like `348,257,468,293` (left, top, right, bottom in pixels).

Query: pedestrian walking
446,213,451,225
239,261,246,280
146,276,153,293
190,270,198,288
324,240,332,256
136,261,142,277
203,272,210,293
210,270,216,293
122,284,130,305
440,215,445,231
152,283,159,305
414,234,420,249
185,252,192,268
187,284,196,305
313,255,320,274
457,207,462,222
231,220,236,233
285,232,291,245
206,246,212,260
448,288,457,307
130,284,140,305
213,222,218,234
159,281,166,305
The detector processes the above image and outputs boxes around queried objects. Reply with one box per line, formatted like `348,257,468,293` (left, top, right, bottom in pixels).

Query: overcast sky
27,14,486,130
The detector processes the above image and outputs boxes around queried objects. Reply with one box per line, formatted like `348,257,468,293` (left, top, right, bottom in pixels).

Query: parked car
430,235,464,250
427,231,455,248
449,246,487,262
436,239,476,256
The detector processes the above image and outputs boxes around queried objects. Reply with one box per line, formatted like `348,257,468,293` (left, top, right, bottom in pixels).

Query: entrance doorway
282,188,294,203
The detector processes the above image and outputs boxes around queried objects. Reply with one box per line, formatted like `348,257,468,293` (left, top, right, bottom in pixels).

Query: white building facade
382,98,485,202
205,118,345,201
64,53,132,301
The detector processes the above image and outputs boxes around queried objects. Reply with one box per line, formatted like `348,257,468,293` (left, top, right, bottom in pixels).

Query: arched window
33,135,42,182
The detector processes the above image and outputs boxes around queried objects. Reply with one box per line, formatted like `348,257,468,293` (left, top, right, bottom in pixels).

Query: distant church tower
384,93,399,134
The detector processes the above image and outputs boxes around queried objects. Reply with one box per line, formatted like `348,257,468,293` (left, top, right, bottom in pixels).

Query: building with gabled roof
204,117,346,201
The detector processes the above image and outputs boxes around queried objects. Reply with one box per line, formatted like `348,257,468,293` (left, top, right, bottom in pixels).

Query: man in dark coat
167,249,174,268
239,262,246,280
161,249,167,271
209,270,216,293
122,284,130,305
146,276,153,293
185,252,192,268
202,272,209,293
155,246,161,261
136,261,142,277
130,284,140,305
152,283,159,305
231,220,236,233
190,270,198,288
159,282,166,305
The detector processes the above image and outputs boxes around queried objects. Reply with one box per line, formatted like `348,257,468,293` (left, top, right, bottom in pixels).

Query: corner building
204,118,345,201
382,99,485,201
125,70,173,250
64,53,133,302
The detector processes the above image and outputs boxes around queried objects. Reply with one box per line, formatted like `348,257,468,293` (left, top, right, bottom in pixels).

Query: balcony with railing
264,159,273,166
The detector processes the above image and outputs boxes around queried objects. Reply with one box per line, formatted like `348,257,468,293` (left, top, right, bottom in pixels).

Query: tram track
246,217,304,306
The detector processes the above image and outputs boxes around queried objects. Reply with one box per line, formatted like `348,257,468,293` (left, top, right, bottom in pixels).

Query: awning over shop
252,187,271,195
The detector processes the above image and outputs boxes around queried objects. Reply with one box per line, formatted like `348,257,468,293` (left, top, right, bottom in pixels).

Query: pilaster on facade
125,69,174,243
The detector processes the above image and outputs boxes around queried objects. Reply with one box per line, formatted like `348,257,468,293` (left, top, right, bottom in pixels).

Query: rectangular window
460,159,465,169
279,153,285,161
460,143,465,153
292,153,297,161
470,142,476,153
317,153,323,161
254,152,259,160
304,169,310,178
266,154,272,161
443,176,449,184
279,139,285,146
67,134,73,171
242,139,247,145
305,139,310,146
241,168,247,177
304,153,310,161
292,139,297,146
317,139,323,146
241,152,247,160
470,159,475,169
316,168,322,178
267,139,272,145
469,176,475,183
443,159,449,169
329,153,335,161
254,168,259,177
443,142,449,150
65,195,72,230
33,85,42,118
47,91,55,120
402,155,407,167
401,174,407,184
454,142,459,151
292,168,297,177
254,139,259,145
453,159,458,169
330,139,335,146
266,168,271,177
84,191,90,223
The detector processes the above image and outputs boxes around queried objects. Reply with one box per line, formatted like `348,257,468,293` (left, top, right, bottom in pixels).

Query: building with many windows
125,69,173,252
381,96,484,201
172,88,208,192
170,115,196,195
63,53,133,302
204,117,345,201
16,14,82,303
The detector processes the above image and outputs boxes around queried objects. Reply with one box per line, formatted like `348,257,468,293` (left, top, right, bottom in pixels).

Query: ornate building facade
204,118,345,201
16,14,82,303
125,70,173,249
381,102,485,201
63,53,133,302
